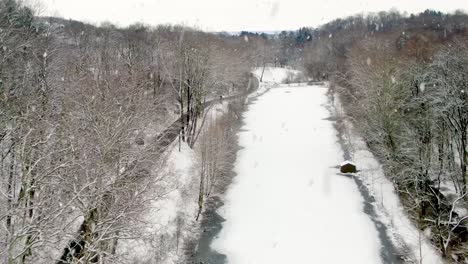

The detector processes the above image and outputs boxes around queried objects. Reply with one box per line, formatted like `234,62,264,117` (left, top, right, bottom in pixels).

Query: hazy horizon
37,0,468,32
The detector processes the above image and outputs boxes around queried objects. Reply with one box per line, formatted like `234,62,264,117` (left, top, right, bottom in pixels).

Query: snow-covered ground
253,66,302,84
212,82,384,263
248,67,305,101
116,95,234,263
116,142,199,263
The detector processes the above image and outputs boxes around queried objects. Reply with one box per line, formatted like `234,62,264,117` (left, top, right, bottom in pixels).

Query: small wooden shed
340,160,357,173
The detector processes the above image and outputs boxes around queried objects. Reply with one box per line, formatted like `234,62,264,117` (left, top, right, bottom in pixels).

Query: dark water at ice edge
330,100,408,264
185,95,263,264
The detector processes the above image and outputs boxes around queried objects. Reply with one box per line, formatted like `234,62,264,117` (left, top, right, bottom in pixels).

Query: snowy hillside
253,67,303,83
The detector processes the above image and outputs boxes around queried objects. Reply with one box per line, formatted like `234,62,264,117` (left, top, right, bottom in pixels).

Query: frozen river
211,83,384,264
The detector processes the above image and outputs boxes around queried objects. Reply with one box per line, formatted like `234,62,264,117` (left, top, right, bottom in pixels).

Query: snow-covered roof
340,160,356,167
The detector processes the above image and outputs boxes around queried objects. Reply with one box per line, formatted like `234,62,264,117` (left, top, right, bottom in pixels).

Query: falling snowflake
419,82,426,93
366,57,371,66
423,227,432,237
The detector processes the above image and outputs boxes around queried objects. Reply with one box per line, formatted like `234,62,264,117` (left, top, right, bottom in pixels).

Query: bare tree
196,100,242,220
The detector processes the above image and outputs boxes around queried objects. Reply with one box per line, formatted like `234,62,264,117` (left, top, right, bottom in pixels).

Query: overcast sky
37,0,468,32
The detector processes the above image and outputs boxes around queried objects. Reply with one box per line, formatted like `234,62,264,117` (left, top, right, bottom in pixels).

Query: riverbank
331,90,444,264
328,92,407,264
183,97,247,264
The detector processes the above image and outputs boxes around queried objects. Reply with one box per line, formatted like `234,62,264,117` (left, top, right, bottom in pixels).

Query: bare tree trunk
189,112,198,148
186,81,192,144
260,61,266,82
180,96,185,143
196,166,205,221
6,137,15,264
461,127,467,193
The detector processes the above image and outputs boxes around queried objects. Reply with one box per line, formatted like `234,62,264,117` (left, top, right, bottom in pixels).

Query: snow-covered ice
212,83,383,264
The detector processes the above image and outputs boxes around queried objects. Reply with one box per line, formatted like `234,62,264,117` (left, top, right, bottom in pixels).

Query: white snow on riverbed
212,83,383,264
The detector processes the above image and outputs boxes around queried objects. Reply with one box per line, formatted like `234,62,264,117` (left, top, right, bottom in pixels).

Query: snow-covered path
212,84,383,263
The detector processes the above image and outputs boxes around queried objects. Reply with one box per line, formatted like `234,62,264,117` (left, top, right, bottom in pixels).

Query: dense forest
297,9,468,262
